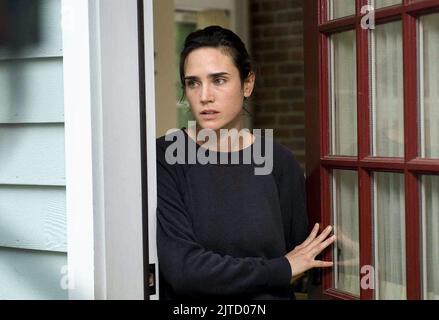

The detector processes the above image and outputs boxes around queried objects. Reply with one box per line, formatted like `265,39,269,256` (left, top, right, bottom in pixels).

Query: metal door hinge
148,263,156,296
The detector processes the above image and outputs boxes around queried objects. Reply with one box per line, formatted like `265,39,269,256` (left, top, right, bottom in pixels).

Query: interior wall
153,0,177,137
197,10,230,29
153,0,251,136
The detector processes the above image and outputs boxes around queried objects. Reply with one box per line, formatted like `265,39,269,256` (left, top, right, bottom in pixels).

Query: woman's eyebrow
184,76,199,81
184,72,230,80
209,72,230,78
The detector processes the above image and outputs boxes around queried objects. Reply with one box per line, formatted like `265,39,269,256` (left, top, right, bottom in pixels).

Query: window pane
329,0,355,20
374,0,402,9
330,30,357,156
332,170,360,296
421,175,439,300
371,21,404,157
419,14,439,158
373,172,406,299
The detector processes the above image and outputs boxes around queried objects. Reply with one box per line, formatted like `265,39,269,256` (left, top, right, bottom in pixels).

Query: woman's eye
186,80,198,88
214,78,226,85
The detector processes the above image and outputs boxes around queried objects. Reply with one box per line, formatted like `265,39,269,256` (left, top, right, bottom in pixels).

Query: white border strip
62,0,95,300
144,0,159,300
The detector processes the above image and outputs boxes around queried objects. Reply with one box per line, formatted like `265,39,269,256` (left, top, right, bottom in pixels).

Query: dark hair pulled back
179,25,253,89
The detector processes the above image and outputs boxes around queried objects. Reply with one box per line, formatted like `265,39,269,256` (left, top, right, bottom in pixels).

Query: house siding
0,0,67,299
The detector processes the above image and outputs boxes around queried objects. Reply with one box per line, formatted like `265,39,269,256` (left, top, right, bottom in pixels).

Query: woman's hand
285,223,336,278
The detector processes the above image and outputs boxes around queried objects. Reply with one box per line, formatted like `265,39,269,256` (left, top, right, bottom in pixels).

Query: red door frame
304,0,439,300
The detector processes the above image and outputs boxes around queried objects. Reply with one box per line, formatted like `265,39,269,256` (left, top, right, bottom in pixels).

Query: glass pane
329,0,355,20
330,30,357,156
371,21,404,157
419,14,439,158
421,175,439,300
374,0,402,9
332,170,360,296
373,172,406,299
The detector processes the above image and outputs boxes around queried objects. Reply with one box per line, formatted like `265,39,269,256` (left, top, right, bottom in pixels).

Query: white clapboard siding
0,0,67,300
0,58,64,123
0,185,66,252
0,0,63,60
0,124,65,186
0,247,67,299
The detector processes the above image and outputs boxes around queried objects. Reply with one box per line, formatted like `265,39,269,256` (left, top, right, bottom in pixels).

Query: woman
156,26,335,300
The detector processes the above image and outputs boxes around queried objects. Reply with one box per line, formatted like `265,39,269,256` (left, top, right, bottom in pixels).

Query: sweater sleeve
156,142,292,297
276,147,308,252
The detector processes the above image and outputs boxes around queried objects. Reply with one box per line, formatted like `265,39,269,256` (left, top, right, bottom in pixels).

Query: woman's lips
200,110,220,120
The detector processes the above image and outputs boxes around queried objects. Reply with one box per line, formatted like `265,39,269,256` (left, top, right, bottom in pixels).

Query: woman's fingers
316,225,333,243
311,235,336,257
313,260,334,268
306,225,333,252
299,223,320,248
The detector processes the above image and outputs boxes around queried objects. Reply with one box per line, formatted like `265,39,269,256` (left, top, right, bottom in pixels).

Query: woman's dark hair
179,25,253,89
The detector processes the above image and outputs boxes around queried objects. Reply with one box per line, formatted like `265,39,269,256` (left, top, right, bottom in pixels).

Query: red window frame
304,0,439,300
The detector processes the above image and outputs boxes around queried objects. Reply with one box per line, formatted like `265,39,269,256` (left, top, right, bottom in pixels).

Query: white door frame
142,0,159,301
62,0,152,299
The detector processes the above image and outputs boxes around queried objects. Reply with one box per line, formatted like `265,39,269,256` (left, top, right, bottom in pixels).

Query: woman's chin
196,121,223,131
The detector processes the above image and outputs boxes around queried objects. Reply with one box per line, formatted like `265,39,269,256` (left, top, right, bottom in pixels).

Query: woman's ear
243,72,255,98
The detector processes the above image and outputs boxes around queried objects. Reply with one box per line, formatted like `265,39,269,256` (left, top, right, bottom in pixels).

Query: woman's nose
200,84,214,103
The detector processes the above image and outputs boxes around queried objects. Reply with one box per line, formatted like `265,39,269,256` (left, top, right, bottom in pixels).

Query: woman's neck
186,123,255,152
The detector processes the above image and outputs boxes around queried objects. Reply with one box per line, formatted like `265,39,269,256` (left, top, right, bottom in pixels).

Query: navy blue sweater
156,129,308,300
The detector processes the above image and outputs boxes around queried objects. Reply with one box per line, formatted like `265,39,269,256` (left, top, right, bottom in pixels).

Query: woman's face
183,47,255,131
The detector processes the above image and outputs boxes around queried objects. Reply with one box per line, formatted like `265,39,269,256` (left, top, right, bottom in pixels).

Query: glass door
305,0,439,300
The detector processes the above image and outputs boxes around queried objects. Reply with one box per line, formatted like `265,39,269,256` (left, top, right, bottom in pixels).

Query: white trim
174,0,234,12
174,11,198,23
95,0,145,299
331,171,338,290
63,0,145,299
370,30,377,156
174,0,250,42
233,0,250,50
330,37,335,154
88,0,106,299
420,176,427,299
372,173,379,299
144,0,159,301
418,19,425,158
62,0,95,300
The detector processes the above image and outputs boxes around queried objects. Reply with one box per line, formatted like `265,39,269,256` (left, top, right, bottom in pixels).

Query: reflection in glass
421,175,439,300
373,172,406,299
330,30,357,156
419,14,439,158
332,170,360,296
371,21,404,157
374,0,402,9
329,0,355,20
